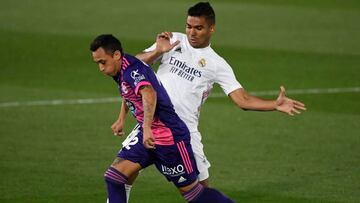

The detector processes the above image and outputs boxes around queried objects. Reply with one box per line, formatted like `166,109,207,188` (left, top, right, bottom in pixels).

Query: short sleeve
123,66,152,95
214,59,242,95
144,42,157,53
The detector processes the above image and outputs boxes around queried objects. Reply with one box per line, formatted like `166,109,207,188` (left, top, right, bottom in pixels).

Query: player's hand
155,31,180,54
275,86,306,116
111,120,125,136
143,127,156,149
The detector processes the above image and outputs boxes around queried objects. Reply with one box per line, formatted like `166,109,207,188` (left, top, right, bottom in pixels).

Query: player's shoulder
171,32,187,42
123,54,150,74
206,48,230,67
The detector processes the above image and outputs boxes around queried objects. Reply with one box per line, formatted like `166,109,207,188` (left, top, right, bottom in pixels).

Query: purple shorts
118,129,199,188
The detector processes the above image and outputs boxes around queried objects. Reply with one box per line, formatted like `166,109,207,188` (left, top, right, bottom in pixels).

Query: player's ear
210,25,215,33
113,50,122,60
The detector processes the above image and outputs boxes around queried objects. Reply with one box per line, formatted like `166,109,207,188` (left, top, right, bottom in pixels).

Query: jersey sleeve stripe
134,81,152,95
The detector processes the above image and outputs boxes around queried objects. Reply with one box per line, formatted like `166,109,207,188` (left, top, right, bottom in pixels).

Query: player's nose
190,28,196,36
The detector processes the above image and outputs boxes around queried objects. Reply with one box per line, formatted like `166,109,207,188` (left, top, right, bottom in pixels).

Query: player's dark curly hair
90,34,124,56
187,2,215,25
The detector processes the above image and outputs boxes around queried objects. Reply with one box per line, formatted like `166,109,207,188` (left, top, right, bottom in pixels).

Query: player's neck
191,42,211,49
115,58,122,75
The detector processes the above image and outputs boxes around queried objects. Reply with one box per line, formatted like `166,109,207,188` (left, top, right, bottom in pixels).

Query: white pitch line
0,97,121,108
211,86,360,97
0,87,359,108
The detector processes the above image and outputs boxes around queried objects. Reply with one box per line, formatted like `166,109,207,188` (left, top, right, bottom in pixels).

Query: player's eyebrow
186,23,203,28
94,59,105,64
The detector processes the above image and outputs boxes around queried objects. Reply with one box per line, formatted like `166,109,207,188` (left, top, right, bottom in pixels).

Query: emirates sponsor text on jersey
168,56,202,82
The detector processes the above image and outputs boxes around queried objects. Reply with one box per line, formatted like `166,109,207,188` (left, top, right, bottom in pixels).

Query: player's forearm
140,86,157,130
238,95,277,111
117,100,129,123
136,51,161,65
230,88,277,111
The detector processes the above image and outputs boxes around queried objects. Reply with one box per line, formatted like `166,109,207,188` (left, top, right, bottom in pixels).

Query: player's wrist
116,118,125,125
153,48,165,56
274,99,281,111
142,123,152,131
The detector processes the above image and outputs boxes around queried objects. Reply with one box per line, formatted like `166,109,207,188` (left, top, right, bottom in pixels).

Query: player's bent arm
117,100,129,124
139,85,157,148
229,87,306,116
136,51,162,65
229,88,277,111
111,100,129,136
136,32,179,65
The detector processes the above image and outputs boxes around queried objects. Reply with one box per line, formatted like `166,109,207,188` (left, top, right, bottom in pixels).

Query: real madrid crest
198,58,206,67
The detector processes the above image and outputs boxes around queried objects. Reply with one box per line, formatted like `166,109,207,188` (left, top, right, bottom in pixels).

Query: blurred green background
0,0,359,202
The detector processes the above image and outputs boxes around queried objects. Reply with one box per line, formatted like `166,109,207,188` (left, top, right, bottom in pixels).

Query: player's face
92,47,122,77
186,16,215,48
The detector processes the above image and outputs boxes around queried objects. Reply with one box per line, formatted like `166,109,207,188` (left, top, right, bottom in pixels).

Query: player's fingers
157,33,167,39
149,138,156,148
164,31,171,37
294,100,305,107
159,32,171,40
295,105,307,111
144,142,150,148
280,85,285,92
163,31,173,38
171,40,180,48
112,127,117,135
276,86,286,103
114,131,123,136
144,141,155,149
279,86,286,96
292,108,301,114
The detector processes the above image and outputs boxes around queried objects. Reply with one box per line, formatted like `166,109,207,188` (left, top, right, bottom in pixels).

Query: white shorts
190,131,211,181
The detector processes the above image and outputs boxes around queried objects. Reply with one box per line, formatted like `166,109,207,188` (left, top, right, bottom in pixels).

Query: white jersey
144,32,242,135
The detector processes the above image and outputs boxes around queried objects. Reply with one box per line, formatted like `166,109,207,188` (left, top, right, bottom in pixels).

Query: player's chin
104,70,116,77
189,41,199,47
190,41,204,48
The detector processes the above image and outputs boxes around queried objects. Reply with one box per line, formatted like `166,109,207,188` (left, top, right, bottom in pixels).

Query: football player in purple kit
90,34,235,203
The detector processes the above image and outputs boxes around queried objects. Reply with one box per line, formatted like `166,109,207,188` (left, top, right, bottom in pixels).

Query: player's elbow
230,91,251,110
136,52,148,63
235,102,250,111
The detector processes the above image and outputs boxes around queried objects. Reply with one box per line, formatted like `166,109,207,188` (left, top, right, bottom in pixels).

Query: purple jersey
113,54,189,145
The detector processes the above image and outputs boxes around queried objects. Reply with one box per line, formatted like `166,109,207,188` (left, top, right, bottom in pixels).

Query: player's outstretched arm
229,86,306,116
139,85,157,149
111,100,129,136
136,31,179,65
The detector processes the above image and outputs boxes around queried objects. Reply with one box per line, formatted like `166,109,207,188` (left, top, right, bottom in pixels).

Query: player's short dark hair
90,34,123,56
187,2,215,25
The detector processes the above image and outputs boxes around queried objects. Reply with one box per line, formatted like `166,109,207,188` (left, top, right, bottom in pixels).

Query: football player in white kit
111,2,306,202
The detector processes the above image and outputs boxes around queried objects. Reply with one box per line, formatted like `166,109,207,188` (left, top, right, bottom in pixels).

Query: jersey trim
122,57,130,70
135,81,151,95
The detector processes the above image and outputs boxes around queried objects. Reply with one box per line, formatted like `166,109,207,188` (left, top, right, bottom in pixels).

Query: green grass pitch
1,0,359,202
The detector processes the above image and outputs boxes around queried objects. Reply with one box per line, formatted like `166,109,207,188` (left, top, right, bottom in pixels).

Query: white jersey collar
185,36,212,53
